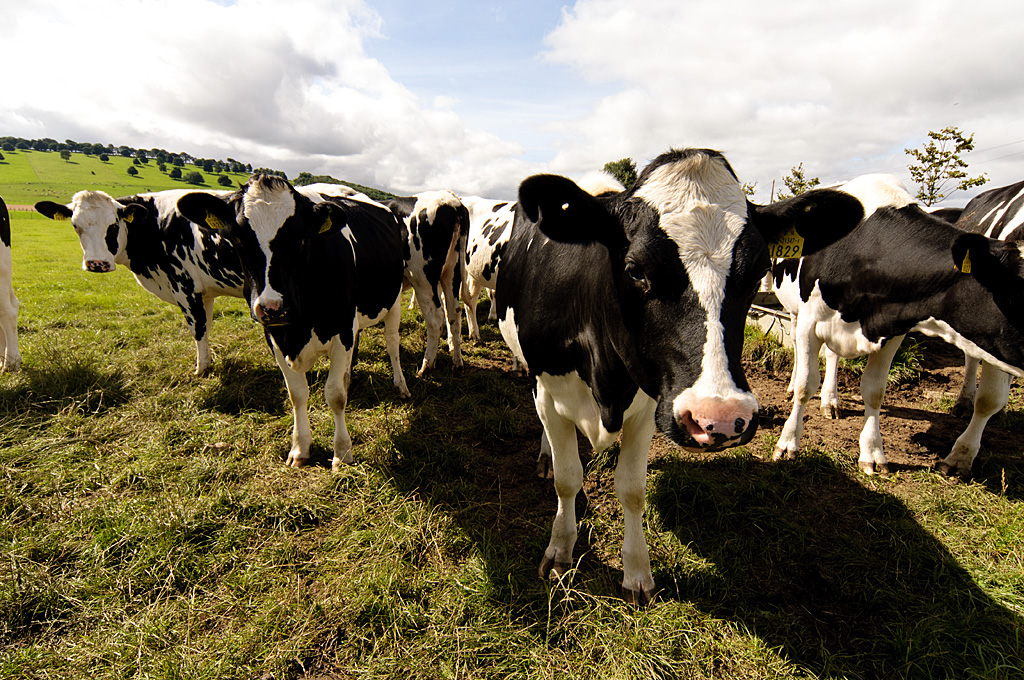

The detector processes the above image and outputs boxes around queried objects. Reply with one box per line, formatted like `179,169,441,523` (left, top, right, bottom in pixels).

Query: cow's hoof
936,460,972,481
286,453,309,468
622,584,657,606
772,447,797,462
951,400,973,419
536,453,554,479
539,555,571,579
821,404,841,419
858,461,875,475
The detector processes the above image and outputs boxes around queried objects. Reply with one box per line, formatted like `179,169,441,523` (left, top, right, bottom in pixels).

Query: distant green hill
0,149,395,205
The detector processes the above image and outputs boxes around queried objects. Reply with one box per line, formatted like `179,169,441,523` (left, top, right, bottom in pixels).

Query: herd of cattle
1,147,1022,602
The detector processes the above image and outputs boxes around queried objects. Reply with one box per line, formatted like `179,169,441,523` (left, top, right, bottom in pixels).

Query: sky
2,0,1023,204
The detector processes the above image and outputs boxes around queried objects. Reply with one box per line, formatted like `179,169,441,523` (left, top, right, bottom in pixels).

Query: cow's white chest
537,371,655,451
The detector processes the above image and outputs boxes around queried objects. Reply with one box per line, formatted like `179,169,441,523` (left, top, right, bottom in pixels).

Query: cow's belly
804,288,887,358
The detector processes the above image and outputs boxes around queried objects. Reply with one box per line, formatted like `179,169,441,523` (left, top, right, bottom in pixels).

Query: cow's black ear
312,201,347,236
177,192,235,231
951,232,1021,292
35,201,73,222
749,189,865,257
119,203,149,225
518,174,622,249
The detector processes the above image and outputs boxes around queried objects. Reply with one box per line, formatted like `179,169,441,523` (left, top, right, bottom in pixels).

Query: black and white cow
772,174,1024,479
949,180,1024,417
176,175,411,471
461,195,514,342
384,191,468,374
35,189,244,375
787,200,966,419
497,148,864,603
0,195,20,371
462,172,624,346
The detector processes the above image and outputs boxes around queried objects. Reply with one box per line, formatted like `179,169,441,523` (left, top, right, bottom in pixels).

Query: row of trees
602,126,988,206
0,136,266,178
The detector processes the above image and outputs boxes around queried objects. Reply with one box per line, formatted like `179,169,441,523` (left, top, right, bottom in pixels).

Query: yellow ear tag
318,214,333,235
54,214,68,222
205,211,227,230
122,212,134,224
960,252,972,274
767,226,805,259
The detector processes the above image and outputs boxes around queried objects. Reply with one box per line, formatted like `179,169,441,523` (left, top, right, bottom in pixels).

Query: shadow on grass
649,453,1024,679
0,359,130,416
201,357,286,415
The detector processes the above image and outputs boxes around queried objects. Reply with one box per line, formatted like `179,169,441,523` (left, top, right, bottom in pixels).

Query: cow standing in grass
177,175,410,470
0,195,20,371
496,148,862,602
772,174,1024,479
35,189,243,375
383,191,468,374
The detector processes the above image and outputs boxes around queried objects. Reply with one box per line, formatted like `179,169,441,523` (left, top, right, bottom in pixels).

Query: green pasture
1,210,1022,679
0,149,249,205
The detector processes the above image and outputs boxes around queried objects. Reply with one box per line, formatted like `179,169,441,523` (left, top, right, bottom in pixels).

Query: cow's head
36,191,148,273
952,231,1024,327
176,175,347,326
519,148,863,450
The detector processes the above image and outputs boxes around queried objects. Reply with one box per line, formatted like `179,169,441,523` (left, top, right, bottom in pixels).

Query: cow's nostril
735,418,746,433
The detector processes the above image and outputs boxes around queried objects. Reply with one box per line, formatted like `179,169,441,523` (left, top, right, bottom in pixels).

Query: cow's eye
625,260,651,294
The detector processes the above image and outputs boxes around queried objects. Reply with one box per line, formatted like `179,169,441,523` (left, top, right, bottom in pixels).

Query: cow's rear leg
326,342,356,471
938,362,1010,480
382,302,411,398
774,323,823,461
820,347,841,418
953,353,980,418
191,294,216,376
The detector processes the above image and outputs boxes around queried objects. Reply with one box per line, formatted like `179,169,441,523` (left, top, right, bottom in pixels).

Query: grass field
0,149,250,205
1,208,1023,678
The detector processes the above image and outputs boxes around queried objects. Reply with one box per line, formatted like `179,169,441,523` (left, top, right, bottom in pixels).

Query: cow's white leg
820,346,841,418
464,278,483,340
939,362,1010,479
786,312,798,395
535,383,583,580
774,318,823,461
193,294,216,376
0,288,20,372
441,287,464,369
616,402,657,604
278,356,313,468
535,430,553,479
382,301,412,399
412,281,445,376
953,352,980,418
486,289,497,321
325,341,356,472
857,335,904,475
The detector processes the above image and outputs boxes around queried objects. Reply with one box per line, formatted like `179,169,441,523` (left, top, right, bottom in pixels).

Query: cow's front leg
774,323,823,461
938,362,1010,480
535,385,582,580
277,356,313,467
856,336,903,475
326,341,356,471
192,294,217,376
617,402,657,604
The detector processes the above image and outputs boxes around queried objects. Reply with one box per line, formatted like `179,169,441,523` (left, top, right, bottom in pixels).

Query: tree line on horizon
601,125,989,207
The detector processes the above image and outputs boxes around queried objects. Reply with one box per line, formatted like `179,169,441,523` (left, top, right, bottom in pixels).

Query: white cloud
2,0,1023,203
541,0,1024,203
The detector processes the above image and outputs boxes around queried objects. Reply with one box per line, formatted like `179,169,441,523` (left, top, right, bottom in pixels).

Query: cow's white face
240,179,299,321
71,192,130,272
